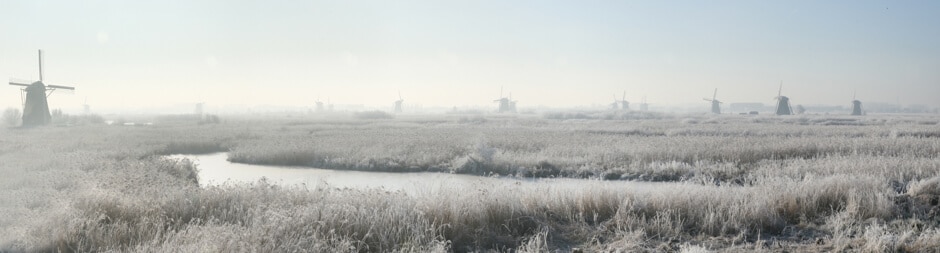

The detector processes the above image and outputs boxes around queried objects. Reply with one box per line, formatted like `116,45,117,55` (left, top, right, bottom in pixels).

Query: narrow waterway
167,153,674,193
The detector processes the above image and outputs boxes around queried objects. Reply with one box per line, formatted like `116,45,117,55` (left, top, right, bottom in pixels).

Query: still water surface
168,153,670,193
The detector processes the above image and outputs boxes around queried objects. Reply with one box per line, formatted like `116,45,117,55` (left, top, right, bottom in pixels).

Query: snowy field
2,112,940,252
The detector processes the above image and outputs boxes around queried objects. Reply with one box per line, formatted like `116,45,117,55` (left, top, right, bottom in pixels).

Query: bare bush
3,108,21,127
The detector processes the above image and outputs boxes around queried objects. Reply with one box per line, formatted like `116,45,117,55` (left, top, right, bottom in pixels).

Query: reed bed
2,113,939,252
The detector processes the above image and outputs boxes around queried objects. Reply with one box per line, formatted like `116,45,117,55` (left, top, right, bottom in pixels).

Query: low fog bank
5,104,940,129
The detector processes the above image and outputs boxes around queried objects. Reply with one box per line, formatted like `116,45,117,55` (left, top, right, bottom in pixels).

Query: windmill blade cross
38,49,44,82
9,77,36,85
778,81,783,97
46,84,75,90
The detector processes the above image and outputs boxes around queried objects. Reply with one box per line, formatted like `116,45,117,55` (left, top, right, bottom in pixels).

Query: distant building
730,103,765,114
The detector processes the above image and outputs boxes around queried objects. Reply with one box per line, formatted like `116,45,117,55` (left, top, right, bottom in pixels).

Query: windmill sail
45,84,75,90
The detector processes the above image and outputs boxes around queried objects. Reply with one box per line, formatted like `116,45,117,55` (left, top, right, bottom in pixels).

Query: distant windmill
394,91,404,113
8,50,76,127
774,82,792,115
614,91,630,110
493,87,512,113
83,97,90,114
508,93,517,112
703,88,722,114
315,98,324,113
610,95,619,110
640,96,649,111
851,91,863,116
194,102,204,115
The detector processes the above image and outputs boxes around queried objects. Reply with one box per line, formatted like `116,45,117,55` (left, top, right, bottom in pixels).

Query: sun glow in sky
1,0,938,113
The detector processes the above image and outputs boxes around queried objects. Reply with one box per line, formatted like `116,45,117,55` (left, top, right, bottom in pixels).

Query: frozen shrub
2,108,20,127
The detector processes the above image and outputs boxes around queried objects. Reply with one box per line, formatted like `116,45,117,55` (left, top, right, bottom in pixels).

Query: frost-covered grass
2,113,940,252
226,114,940,183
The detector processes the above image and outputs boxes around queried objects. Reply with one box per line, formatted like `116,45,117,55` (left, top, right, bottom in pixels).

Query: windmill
194,102,205,116
774,82,792,115
703,88,722,114
640,96,649,111
609,94,619,110
315,98,324,112
394,91,404,113
493,87,511,113
8,50,76,127
851,91,863,116
610,92,628,110
508,93,517,112
83,97,90,114
618,91,629,110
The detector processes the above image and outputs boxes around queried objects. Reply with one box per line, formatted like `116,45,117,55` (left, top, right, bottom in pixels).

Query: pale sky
2,0,938,113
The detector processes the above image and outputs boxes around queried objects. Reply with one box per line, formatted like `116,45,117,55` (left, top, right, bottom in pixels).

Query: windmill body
394,92,404,113
711,101,721,114
194,103,204,116
494,98,511,112
774,83,792,115
493,97,516,113
8,50,75,127
493,87,515,113
83,97,90,114
394,100,403,113
619,91,629,110
851,100,863,115
775,96,792,115
703,88,721,114
21,82,52,126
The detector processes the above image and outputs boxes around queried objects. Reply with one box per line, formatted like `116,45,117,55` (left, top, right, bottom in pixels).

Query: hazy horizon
2,1,939,113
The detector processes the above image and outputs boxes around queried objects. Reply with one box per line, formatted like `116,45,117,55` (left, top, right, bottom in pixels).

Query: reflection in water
167,153,670,194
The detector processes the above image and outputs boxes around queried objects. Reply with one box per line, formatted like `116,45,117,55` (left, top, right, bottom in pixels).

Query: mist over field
3,1,940,252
